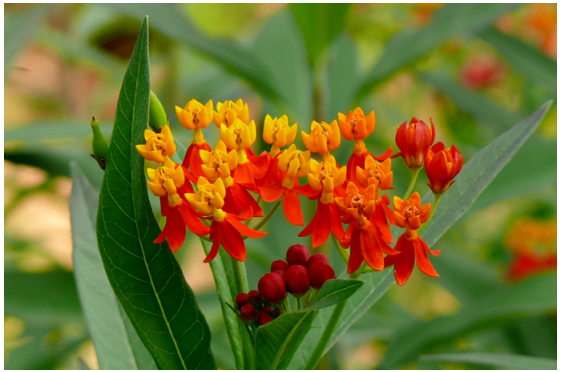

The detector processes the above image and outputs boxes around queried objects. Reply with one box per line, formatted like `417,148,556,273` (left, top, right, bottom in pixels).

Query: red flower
395,117,435,169
186,177,267,262
385,193,440,285
424,142,463,194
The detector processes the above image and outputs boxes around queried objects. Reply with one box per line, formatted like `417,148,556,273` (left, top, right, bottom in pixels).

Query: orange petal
283,189,304,226
217,220,247,262
393,235,415,286
413,237,439,277
225,214,268,239
260,184,286,203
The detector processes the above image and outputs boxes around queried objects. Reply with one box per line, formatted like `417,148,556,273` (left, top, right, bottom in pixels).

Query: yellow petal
148,181,166,197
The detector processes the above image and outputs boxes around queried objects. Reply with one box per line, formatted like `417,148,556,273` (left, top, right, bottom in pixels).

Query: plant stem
296,296,301,311
332,234,349,264
231,257,249,294
403,167,422,200
418,192,444,234
251,199,282,232
303,299,348,370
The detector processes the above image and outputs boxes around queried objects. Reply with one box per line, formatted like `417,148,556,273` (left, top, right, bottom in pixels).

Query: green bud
149,90,168,132
90,116,109,170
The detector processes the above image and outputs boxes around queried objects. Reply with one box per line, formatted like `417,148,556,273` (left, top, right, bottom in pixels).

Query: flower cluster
235,244,336,327
138,96,463,285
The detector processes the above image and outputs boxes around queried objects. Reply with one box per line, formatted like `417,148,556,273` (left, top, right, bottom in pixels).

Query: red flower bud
261,305,271,314
424,142,463,194
308,261,336,289
258,273,287,303
258,313,274,326
395,117,435,168
239,304,258,323
235,292,252,310
286,244,311,266
271,259,289,272
272,270,286,278
248,290,263,308
284,265,310,296
272,308,281,318
306,253,330,268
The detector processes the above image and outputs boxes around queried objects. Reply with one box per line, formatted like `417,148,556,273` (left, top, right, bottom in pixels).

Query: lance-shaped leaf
290,101,552,369
420,352,557,370
70,162,156,370
254,311,316,370
95,17,215,370
306,279,364,311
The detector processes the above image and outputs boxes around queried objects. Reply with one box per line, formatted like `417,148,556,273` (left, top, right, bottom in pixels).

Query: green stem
403,167,422,200
418,192,444,234
332,234,349,264
232,257,249,294
304,269,362,369
296,296,301,311
251,199,282,232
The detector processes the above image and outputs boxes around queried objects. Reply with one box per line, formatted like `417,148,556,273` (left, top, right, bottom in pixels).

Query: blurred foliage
4,3,556,370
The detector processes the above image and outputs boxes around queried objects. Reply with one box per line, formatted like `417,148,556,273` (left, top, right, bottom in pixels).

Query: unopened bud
248,290,263,308
271,260,289,272
306,253,330,268
258,313,274,326
235,292,252,310
286,244,310,266
272,308,281,318
308,262,336,289
258,273,286,304
284,265,310,296
90,116,109,170
149,90,168,132
239,304,258,323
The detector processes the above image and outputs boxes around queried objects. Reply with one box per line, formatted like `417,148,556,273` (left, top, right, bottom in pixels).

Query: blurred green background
4,3,556,370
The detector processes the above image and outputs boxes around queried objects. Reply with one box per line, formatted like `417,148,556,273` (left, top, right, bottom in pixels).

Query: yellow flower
200,140,239,180
220,119,257,151
356,156,393,190
338,107,375,141
136,125,177,163
175,99,214,130
307,155,346,203
146,157,185,206
186,177,227,221
301,120,341,156
213,99,250,128
263,115,298,156
277,144,310,179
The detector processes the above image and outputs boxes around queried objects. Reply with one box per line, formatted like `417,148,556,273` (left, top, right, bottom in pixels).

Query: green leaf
380,273,556,369
5,5,51,66
250,11,312,124
306,279,364,311
70,162,156,370
289,102,552,369
95,17,215,369
200,239,252,370
477,27,556,93
355,3,520,100
326,35,360,120
106,4,282,104
421,352,557,370
5,269,83,324
290,4,352,66
254,311,317,370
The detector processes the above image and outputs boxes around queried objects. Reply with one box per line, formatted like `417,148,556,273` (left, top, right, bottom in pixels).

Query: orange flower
213,99,250,128
339,108,393,182
263,114,298,157
335,182,398,273
385,192,439,285
146,158,210,251
299,156,346,247
259,145,312,226
175,99,214,180
424,142,463,194
301,120,341,160
186,177,267,262
136,125,176,163
394,117,435,169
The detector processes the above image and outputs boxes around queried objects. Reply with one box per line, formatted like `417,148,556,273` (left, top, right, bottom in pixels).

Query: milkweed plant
69,15,552,370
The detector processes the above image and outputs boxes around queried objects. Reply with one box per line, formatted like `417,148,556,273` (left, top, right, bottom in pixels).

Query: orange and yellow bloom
395,117,435,169
424,142,463,194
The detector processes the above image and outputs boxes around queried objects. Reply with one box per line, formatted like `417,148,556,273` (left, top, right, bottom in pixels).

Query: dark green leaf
355,3,521,100
477,27,556,94
380,274,556,368
70,162,156,370
289,102,552,368
290,4,352,66
421,352,557,370
254,311,316,370
106,4,283,104
306,279,364,311
95,17,215,369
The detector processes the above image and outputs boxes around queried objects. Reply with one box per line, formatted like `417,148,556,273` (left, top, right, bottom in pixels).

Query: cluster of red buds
235,244,336,326
136,94,463,286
